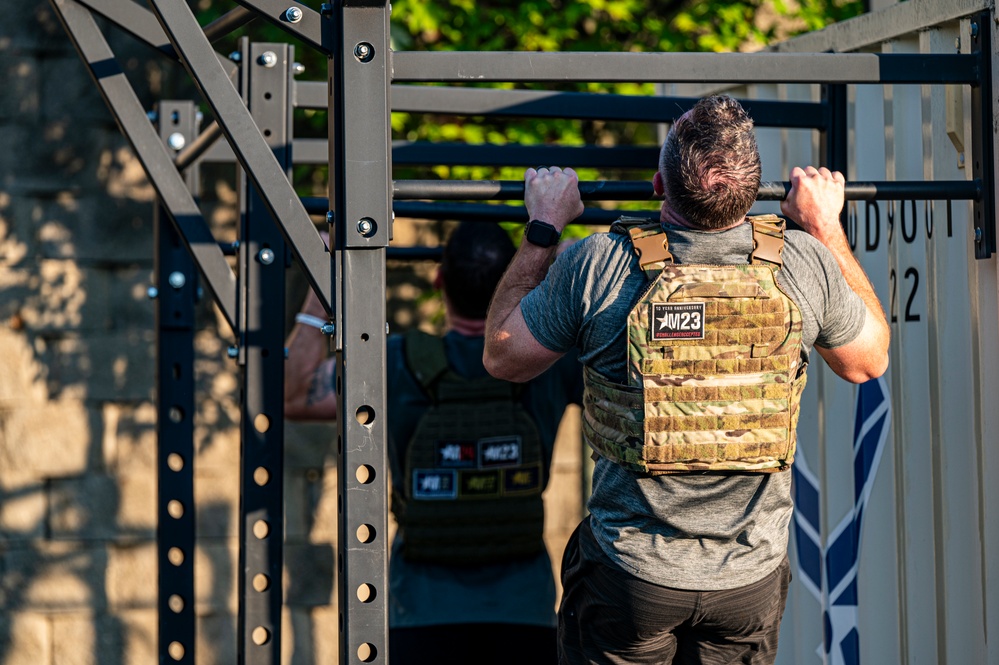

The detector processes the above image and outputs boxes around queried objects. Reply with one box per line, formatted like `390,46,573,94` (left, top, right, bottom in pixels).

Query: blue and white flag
792,375,892,665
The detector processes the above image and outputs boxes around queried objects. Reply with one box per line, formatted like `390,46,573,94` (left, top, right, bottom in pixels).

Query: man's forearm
284,300,338,419
485,243,557,343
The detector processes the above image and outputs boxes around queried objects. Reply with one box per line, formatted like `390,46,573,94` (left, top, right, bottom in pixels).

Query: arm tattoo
307,360,335,406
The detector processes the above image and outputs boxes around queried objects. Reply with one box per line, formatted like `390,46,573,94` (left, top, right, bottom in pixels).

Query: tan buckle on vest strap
629,227,674,268
750,217,785,269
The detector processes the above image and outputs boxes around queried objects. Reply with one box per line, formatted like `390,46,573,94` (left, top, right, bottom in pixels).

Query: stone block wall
0,3,586,663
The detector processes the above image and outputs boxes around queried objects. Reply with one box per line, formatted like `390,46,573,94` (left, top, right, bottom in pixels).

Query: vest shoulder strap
403,329,518,403
403,329,450,392
612,216,673,277
749,214,786,270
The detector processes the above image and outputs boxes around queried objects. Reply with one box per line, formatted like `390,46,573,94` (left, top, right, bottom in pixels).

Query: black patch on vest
412,469,457,499
435,440,478,468
459,470,501,497
478,436,522,468
504,463,542,495
651,302,705,340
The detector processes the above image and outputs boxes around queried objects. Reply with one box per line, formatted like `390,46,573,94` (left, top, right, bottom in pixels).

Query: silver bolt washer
147,286,159,300
326,211,335,224
147,110,158,123
229,51,242,62
975,227,983,242
357,218,373,236
168,271,186,289
285,6,303,23
354,42,373,61
292,62,306,76
227,346,239,358
259,51,278,68
321,323,336,335
167,133,186,151
258,248,276,265
972,22,980,38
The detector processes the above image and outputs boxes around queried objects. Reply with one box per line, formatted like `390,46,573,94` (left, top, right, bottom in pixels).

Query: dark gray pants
558,518,790,665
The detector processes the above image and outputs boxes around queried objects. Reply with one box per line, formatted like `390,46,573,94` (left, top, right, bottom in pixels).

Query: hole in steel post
168,594,185,613
254,467,270,486
167,500,184,519
357,643,377,662
337,436,342,455
253,520,270,539
356,524,376,543
167,453,184,472
361,333,369,342
264,92,272,100
338,553,343,573
168,406,184,423
168,548,185,566
263,129,272,137
253,574,270,592
356,583,376,603
254,414,270,433
355,405,375,426
356,465,375,484
168,642,185,661
252,627,270,646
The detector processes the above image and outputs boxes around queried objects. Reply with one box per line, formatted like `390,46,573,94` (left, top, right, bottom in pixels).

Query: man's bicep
815,304,889,384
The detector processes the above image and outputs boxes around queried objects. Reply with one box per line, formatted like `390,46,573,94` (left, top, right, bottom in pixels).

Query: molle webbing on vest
393,330,546,565
582,216,807,475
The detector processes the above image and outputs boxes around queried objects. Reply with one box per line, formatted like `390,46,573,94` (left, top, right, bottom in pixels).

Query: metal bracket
971,11,996,259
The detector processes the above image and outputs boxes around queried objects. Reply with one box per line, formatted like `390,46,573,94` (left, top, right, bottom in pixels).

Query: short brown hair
659,95,761,230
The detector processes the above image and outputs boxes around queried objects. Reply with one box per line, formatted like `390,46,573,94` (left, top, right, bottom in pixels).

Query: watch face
527,220,558,247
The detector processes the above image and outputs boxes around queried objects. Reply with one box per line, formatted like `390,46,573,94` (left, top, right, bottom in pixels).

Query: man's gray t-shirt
520,220,866,591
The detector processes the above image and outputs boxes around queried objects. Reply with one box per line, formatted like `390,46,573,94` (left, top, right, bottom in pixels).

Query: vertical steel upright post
236,39,292,665
822,83,850,230
155,101,199,665
328,1,392,662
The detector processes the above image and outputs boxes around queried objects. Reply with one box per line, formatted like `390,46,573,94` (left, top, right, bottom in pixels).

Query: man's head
657,95,761,230
439,221,516,320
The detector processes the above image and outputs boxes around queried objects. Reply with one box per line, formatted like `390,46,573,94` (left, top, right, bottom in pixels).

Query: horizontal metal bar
392,51,979,85
302,197,624,225
202,6,256,42
394,179,983,202
175,120,223,171
387,246,442,261
50,0,237,330
393,142,659,168
230,0,328,54
295,81,827,128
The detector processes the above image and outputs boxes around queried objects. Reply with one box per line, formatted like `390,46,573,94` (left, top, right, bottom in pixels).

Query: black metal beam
236,40,290,665
49,0,237,329
294,81,828,129
202,6,257,43
146,0,332,313
230,0,329,53
175,120,223,171
302,197,625,225
392,51,980,85
155,101,198,665
971,13,996,259
392,179,983,202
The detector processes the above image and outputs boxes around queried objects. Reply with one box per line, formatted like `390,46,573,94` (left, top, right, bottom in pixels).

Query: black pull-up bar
390,179,982,202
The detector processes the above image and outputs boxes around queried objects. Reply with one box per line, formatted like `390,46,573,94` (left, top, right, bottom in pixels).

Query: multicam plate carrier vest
582,215,807,475
391,330,547,564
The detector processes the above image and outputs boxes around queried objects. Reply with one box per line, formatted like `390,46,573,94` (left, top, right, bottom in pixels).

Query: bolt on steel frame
48,0,997,663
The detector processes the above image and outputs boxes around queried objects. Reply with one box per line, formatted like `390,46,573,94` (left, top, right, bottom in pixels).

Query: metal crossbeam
49,0,237,329
391,179,984,202
392,51,980,84
146,0,332,313
230,0,329,53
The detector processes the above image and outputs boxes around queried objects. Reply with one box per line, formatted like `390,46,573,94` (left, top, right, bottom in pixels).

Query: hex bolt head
227,345,239,358
386,322,390,335
292,62,306,76
259,51,278,68
326,211,335,224
285,6,303,23
321,323,336,335
168,271,187,289
167,133,186,151
229,51,242,62
147,110,158,123
975,227,983,243
356,218,375,237
354,42,374,62
258,248,276,265
972,22,980,38
320,3,332,15
147,286,159,300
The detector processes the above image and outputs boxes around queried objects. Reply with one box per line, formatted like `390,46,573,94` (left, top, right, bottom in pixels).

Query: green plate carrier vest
582,215,807,475
392,330,547,564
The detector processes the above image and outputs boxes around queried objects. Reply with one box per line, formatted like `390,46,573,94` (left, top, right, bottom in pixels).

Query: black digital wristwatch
524,219,561,248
